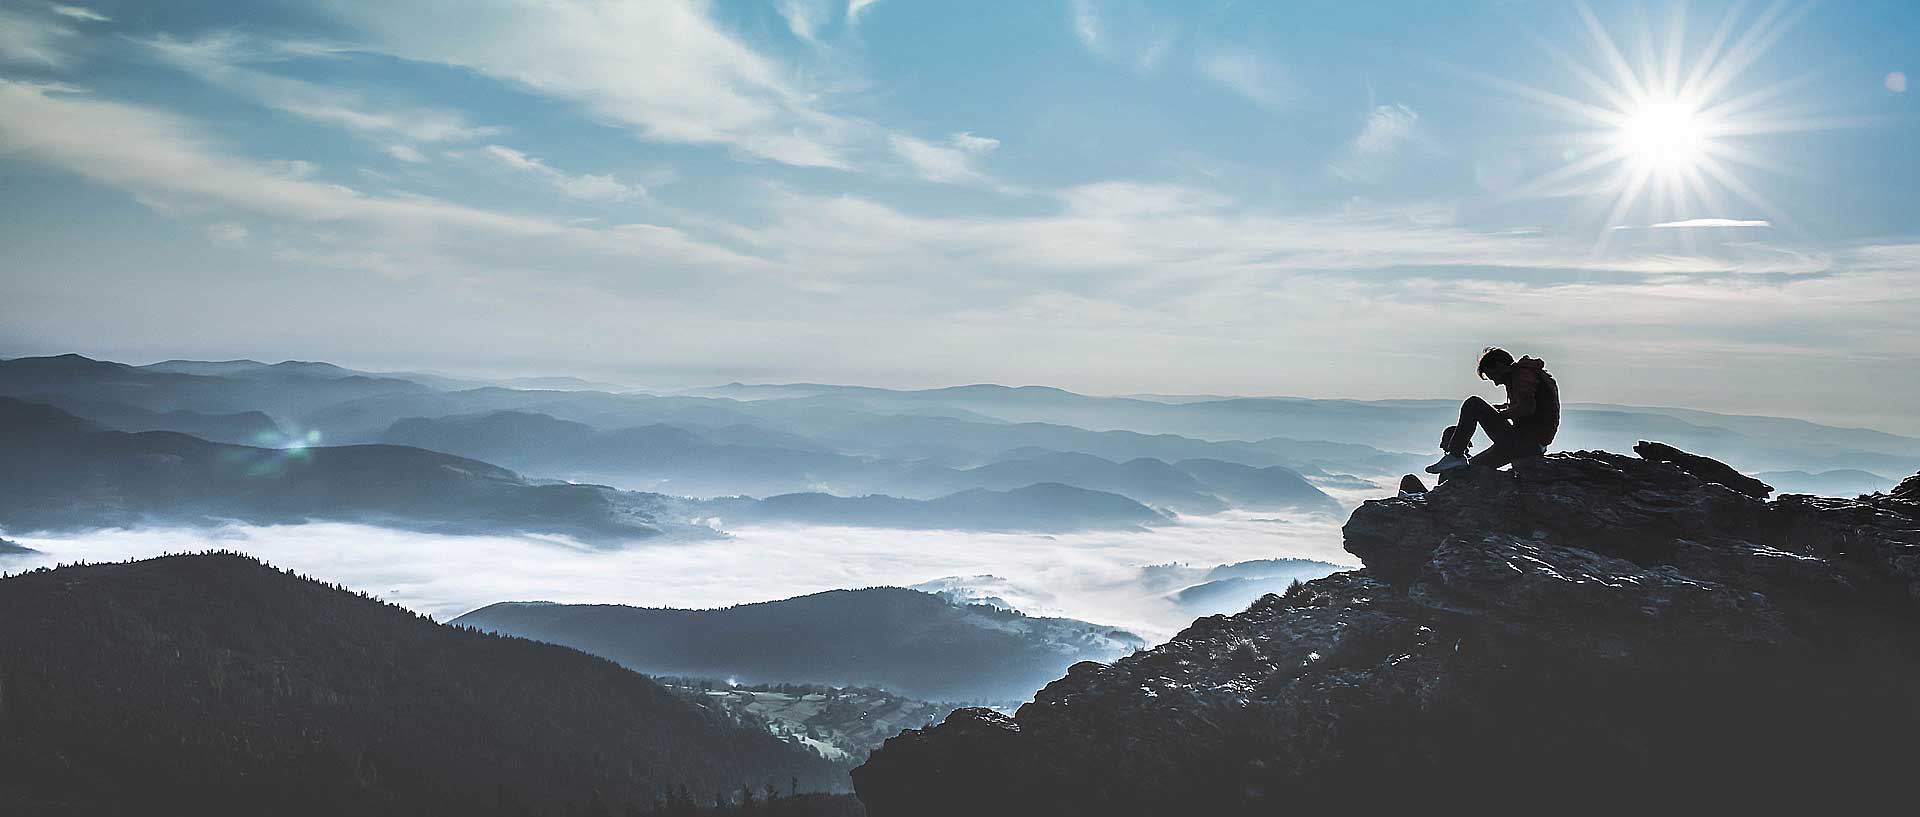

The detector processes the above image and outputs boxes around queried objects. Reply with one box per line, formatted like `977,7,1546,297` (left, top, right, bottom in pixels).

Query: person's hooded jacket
1498,356,1560,446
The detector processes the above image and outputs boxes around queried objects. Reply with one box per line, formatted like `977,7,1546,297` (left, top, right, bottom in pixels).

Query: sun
1617,97,1709,172
1481,3,1835,237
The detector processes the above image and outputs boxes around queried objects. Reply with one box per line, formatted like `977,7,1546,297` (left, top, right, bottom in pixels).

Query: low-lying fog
2,508,1360,642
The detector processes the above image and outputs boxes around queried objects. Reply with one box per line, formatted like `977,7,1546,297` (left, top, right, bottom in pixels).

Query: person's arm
1501,370,1538,418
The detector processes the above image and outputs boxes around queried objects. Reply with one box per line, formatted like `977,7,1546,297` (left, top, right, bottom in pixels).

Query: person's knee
1463,395,1492,411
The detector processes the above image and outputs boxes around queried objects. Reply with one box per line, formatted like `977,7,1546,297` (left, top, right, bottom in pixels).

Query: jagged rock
855,447,1920,814
1895,471,1920,500
1634,439,1774,498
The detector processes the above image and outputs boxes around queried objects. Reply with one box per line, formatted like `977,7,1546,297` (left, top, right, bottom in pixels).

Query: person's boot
1398,474,1428,497
1424,451,1471,474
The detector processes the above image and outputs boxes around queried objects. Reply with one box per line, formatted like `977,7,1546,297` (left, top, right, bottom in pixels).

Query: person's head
1477,346,1515,384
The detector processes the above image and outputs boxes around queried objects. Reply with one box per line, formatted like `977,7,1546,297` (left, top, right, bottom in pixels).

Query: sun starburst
1485,2,1846,244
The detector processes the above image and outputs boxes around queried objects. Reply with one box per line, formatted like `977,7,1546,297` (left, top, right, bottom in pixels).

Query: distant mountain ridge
454,587,1148,702
694,380,1920,475
0,398,1162,538
1752,468,1897,497
382,410,1342,514
11,353,1917,498
0,397,672,542
700,483,1169,532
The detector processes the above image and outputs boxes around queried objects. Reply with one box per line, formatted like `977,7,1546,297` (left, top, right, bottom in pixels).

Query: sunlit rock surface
853,443,1920,814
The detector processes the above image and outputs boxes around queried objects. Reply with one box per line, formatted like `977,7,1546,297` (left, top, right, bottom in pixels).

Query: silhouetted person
1424,347,1560,475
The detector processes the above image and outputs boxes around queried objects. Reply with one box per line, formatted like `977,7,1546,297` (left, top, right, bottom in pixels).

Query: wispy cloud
1329,103,1421,183
204,222,249,245
775,0,832,43
145,34,499,146
384,144,427,163
847,0,883,25
1649,218,1772,229
889,131,1001,185
481,144,644,201
48,5,109,23
317,0,860,169
1069,0,1175,72
0,80,751,273
733,183,1824,295
0,5,77,66
1195,47,1294,111
1069,0,1103,52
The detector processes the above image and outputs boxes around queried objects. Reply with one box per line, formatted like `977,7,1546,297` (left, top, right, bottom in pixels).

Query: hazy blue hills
0,353,429,424
454,588,1148,701
1752,468,1900,497
910,558,1352,622
0,553,844,816
382,411,1341,514
1169,459,1344,513
1169,558,1352,616
899,451,1226,514
0,398,668,542
383,410,877,498
29,396,283,445
702,483,1169,532
693,381,1920,475
0,398,1163,537
143,358,369,380
12,354,1918,494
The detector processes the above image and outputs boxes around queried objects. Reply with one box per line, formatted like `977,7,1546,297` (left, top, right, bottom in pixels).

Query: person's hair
1476,346,1514,380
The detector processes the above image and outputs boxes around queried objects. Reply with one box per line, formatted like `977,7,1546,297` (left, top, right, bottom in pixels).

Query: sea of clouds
2,506,1361,642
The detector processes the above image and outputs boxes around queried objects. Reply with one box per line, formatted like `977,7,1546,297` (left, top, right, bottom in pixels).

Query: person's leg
1448,396,1515,453
1470,439,1542,470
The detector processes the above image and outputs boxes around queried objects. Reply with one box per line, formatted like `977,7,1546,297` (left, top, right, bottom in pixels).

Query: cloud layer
3,512,1352,641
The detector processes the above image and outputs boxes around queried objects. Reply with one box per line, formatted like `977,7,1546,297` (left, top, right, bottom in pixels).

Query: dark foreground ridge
853,444,1920,814
0,553,845,816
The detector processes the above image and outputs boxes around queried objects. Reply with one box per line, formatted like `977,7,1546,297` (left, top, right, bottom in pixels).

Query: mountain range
0,397,675,542
10,354,1915,495
0,397,1169,537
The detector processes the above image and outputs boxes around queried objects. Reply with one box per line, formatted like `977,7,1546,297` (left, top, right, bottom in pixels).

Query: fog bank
1,511,1353,641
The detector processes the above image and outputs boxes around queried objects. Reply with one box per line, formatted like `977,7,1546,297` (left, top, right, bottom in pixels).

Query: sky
1,0,1916,432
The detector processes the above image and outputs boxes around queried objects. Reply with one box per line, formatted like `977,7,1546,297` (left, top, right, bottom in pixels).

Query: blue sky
1,0,1916,432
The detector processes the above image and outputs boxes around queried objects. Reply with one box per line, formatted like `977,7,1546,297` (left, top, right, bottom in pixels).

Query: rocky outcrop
853,443,1920,814
1896,471,1920,500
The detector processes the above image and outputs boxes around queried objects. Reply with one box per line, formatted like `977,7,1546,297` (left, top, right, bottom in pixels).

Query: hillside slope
0,553,844,816
854,445,1920,813
455,588,1147,702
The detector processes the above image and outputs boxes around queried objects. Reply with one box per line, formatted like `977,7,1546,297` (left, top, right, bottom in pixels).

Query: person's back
1503,355,1559,449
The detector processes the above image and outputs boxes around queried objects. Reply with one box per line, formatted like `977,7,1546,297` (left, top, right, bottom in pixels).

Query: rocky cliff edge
853,443,1920,814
